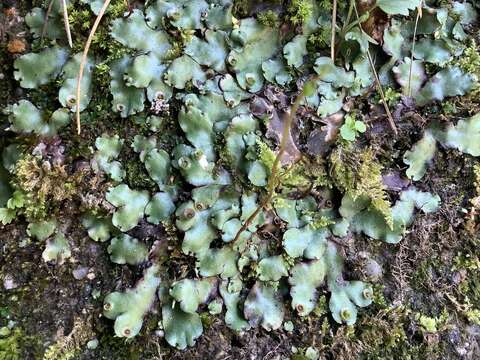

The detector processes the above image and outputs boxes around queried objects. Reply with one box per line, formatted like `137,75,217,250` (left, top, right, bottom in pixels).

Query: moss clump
414,309,449,333
257,140,276,171
452,252,480,325
473,163,480,196
288,0,313,25
257,10,279,27
43,318,93,360
330,146,392,227
124,160,156,190
457,40,480,81
7,155,82,221
379,87,401,107
232,0,252,17
258,140,330,190
312,295,328,317
329,305,446,359
67,7,92,32
0,328,21,360
0,327,41,360
307,28,331,51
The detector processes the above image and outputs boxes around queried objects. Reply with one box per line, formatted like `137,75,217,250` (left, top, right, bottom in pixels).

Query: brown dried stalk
331,0,338,61
231,79,317,244
408,4,422,97
61,0,73,47
75,0,111,135
353,2,397,135
41,0,55,41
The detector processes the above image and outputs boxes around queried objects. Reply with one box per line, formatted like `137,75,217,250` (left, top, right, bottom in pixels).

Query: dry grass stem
75,0,112,134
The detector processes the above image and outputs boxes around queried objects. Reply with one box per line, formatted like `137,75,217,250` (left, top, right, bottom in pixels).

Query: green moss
474,163,480,196
257,10,279,28
308,28,331,51
0,327,41,360
465,308,480,325
414,309,449,333
257,140,275,172
0,328,21,360
457,40,480,80
371,284,387,308
330,146,392,227
312,295,328,317
441,100,457,115
329,306,446,359
42,318,93,360
379,87,401,107
288,0,313,25
94,333,141,360
106,0,129,18
67,7,92,32
125,159,156,190
233,0,252,17
257,138,330,190
453,253,480,272
8,155,81,221
411,258,439,291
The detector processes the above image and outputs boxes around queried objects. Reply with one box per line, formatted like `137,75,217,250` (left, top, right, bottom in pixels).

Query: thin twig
366,50,397,134
342,0,355,34
61,0,73,47
353,3,397,134
331,0,337,61
231,78,318,244
41,0,55,41
76,0,111,135
408,4,422,97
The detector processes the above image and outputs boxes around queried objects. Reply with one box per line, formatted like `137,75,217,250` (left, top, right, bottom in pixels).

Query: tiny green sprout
381,87,401,107
340,308,352,321
183,208,196,219
340,113,366,141
185,98,195,108
362,288,373,300
178,157,191,169
227,54,237,66
66,95,77,107
193,149,204,160
245,73,256,86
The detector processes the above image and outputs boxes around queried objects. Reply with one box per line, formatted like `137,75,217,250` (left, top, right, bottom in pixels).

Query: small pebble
86,338,99,349
364,259,383,281
305,346,319,360
72,267,89,280
3,274,18,290
87,272,96,280
283,321,294,332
